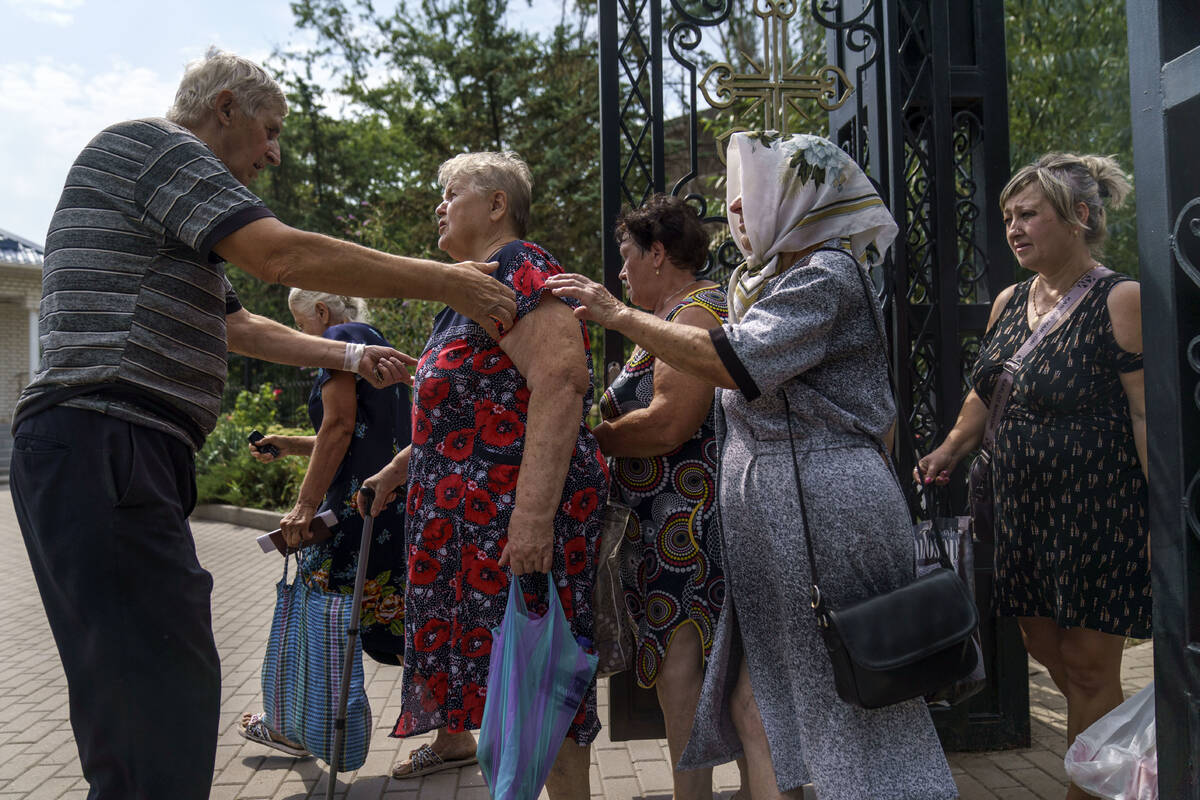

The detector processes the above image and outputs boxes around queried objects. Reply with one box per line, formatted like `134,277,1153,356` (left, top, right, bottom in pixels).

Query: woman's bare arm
593,305,721,458
497,299,591,575
277,371,357,546
547,273,736,388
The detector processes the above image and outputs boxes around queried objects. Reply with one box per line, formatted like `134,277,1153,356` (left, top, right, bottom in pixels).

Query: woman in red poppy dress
359,151,607,797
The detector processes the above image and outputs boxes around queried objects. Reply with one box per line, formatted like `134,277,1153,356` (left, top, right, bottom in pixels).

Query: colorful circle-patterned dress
393,240,609,744
600,286,728,688
971,272,1151,637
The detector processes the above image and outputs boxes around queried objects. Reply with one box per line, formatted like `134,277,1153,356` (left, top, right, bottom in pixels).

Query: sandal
238,712,311,758
390,743,478,780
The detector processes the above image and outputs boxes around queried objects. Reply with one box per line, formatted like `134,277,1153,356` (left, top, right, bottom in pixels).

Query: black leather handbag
777,258,980,709
782,392,980,709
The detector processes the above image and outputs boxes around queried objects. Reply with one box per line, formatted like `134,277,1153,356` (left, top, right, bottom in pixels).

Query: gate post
1126,2,1200,795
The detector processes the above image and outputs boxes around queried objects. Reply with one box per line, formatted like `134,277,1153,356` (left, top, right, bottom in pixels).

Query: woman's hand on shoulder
1108,279,1142,354
545,272,631,330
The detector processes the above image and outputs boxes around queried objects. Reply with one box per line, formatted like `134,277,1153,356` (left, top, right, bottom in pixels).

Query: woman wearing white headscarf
547,132,955,799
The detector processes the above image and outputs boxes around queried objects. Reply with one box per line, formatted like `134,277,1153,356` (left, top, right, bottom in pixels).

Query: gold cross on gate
700,0,853,157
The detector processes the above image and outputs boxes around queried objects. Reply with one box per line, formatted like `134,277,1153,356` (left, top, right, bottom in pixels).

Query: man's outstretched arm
215,216,516,339
225,308,413,387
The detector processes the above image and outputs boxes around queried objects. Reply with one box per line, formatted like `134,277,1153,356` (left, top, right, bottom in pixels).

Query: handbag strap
780,391,829,621
782,393,954,603
781,254,955,620
982,266,1110,450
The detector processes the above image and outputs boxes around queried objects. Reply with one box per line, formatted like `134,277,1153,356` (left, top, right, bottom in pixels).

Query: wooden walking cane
326,486,376,799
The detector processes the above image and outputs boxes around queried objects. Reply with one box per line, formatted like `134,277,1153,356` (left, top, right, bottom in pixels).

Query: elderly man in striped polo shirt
9,49,516,800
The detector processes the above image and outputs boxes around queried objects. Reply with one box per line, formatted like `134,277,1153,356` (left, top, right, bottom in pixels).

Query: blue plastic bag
478,572,599,800
261,557,372,770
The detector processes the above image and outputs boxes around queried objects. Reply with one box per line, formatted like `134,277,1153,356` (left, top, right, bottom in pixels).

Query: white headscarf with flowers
725,131,898,322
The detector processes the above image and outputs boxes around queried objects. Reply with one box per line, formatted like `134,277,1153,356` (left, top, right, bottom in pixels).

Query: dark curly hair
614,194,709,273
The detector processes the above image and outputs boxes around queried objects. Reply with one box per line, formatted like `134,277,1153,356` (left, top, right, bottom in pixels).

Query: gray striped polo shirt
15,118,275,449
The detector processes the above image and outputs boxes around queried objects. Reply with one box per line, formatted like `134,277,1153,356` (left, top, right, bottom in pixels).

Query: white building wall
0,267,42,425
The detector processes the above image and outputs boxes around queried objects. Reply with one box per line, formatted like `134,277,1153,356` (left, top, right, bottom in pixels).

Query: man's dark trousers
11,406,220,800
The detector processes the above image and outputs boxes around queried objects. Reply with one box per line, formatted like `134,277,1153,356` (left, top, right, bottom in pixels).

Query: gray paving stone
1009,765,1070,800
633,759,674,793
14,777,75,800
952,772,1001,800
595,747,635,779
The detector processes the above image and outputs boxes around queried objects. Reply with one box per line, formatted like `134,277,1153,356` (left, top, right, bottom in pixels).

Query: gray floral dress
679,249,956,799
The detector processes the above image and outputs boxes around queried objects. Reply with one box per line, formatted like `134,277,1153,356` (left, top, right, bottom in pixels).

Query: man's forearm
227,311,345,370
262,230,457,302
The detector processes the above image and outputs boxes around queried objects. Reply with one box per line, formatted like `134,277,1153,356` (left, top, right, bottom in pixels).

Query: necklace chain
1031,264,1096,318
658,278,705,314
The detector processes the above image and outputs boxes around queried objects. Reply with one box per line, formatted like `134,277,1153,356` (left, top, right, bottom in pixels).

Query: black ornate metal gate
1126,2,1200,795
598,0,1028,750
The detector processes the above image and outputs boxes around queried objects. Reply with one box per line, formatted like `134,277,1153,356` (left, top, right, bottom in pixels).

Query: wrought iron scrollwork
1172,197,1200,543
953,109,988,303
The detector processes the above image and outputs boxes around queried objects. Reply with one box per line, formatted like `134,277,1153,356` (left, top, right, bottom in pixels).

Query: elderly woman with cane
239,291,411,756
547,132,956,800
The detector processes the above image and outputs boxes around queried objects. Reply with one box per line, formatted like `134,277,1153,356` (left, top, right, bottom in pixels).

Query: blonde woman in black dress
917,153,1147,800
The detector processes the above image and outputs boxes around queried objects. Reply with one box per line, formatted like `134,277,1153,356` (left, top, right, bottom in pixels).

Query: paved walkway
0,489,1153,799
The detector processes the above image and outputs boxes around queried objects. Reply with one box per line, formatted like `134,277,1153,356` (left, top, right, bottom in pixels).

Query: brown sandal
390,743,478,780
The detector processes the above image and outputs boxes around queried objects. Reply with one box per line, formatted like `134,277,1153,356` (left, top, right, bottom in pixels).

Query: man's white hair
166,47,288,128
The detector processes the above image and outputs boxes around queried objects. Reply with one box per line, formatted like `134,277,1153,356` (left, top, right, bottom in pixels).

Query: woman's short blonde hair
438,151,533,238
167,47,288,129
999,152,1131,257
288,289,370,325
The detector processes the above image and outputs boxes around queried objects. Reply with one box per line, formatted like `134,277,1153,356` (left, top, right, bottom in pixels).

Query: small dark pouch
967,449,995,546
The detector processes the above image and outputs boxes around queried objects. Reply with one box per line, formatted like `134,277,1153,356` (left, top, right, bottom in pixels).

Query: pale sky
0,0,563,245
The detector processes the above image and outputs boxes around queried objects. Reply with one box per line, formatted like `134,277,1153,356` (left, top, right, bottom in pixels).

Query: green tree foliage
231,0,602,367
196,384,312,511
1005,0,1138,274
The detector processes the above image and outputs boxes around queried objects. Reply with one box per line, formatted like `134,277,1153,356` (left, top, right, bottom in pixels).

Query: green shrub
195,384,313,512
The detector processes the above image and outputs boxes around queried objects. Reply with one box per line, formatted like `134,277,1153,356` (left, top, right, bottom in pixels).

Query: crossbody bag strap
780,391,828,620
982,266,1111,451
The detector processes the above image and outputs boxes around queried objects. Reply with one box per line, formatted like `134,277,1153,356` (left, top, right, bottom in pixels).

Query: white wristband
343,342,365,374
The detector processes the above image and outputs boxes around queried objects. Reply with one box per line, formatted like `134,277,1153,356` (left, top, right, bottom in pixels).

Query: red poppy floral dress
393,240,609,746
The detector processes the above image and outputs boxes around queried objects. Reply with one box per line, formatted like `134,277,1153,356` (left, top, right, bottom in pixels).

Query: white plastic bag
1064,682,1157,800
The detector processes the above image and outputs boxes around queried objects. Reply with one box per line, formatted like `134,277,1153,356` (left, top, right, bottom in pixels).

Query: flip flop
238,712,311,758
390,743,478,780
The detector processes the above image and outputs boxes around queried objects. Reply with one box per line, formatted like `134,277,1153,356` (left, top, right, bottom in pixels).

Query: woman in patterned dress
594,194,745,800
358,151,607,797
917,153,1146,799
239,291,411,756
549,132,956,800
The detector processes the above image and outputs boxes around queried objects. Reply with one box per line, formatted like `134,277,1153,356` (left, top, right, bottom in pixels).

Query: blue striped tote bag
261,556,372,770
